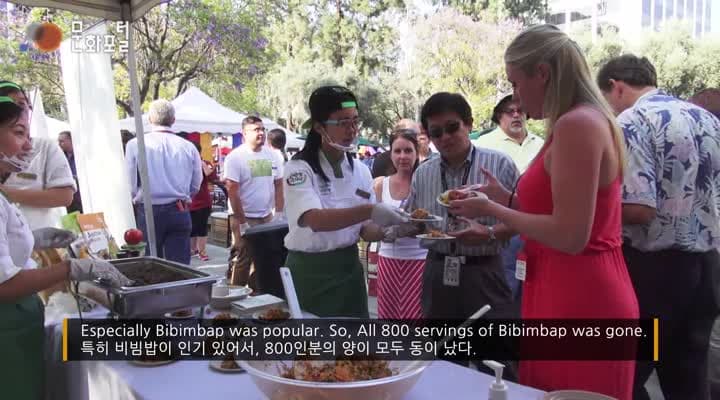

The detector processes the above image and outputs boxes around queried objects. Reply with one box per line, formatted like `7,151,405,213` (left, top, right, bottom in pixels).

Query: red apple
124,229,144,245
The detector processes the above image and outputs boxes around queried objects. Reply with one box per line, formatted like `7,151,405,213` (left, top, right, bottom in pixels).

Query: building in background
547,0,720,41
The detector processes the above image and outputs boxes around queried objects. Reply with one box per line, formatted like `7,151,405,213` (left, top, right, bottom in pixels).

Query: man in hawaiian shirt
598,54,720,400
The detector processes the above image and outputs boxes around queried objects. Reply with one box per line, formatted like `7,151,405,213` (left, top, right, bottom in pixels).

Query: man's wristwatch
487,225,497,241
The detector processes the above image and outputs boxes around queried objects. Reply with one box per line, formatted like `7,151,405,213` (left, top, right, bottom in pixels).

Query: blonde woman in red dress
449,24,639,399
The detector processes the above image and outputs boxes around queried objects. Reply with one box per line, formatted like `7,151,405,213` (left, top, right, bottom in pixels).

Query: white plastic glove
68,259,134,288
371,203,409,227
418,238,441,251
32,228,77,250
382,222,424,243
273,211,285,222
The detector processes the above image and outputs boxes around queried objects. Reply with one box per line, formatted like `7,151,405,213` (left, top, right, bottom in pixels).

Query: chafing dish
72,256,218,318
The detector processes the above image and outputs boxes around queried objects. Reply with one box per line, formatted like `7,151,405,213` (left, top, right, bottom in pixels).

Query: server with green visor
282,86,408,317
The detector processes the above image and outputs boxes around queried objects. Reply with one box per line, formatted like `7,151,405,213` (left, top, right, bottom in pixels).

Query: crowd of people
0,23,718,399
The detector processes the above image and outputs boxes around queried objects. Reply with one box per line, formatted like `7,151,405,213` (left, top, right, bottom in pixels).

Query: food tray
73,257,218,317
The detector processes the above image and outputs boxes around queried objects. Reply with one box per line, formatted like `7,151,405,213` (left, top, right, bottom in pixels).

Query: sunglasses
503,107,524,116
428,120,462,139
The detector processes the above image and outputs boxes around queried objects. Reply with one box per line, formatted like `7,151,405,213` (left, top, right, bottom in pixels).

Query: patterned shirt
620,89,720,252
406,145,519,256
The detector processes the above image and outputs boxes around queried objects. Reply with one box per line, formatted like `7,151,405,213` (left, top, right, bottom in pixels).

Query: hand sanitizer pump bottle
482,360,508,400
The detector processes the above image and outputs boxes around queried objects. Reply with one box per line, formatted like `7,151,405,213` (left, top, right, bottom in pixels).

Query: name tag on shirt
16,172,37,181
443,256,462,286
515,252,527,281
355,188,370,199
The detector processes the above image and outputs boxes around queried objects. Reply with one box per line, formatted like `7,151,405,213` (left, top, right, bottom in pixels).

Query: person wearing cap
473,95,544,300
283,86,408,318
473,94,543,174
0,91,132,399
0,81,77,230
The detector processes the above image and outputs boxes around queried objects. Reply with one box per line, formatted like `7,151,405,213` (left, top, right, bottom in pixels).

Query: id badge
443,256,461,286
515,252,527,282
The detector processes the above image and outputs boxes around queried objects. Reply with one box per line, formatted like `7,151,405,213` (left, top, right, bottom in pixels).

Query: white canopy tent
13,0,164,255
118,87,246,133
118,87,306,151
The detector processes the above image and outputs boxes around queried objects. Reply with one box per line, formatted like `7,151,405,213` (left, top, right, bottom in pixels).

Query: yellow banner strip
62,318,68,362
653,318,659,362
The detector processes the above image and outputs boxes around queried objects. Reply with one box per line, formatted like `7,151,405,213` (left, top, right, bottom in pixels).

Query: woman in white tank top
372,129,427,319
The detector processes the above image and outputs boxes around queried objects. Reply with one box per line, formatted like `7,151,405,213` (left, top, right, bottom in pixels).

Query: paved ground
192,243,663,398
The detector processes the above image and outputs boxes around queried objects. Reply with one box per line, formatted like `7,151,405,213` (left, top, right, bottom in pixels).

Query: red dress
516,145,638,399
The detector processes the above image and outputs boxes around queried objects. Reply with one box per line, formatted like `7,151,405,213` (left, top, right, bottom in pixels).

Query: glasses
325,117,363,130
503,107,523,116
428,120,462,139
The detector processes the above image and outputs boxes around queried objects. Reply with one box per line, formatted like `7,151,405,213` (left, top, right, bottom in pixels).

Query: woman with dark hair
372,129,426,319
189,140,217,261
0,91,130,399
283,86,408,317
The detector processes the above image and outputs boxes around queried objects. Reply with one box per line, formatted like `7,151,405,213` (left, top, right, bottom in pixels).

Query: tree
0,1,271,118
0,7,90,117
402,8,522,129
437,0,547,24
573,21,720,100
113,0,272,116
265,0,404,75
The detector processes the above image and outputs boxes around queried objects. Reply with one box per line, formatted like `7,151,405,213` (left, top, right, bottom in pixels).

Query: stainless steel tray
73,257,218,317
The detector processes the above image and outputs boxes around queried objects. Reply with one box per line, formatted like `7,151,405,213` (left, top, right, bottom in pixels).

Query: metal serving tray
73,257,218,318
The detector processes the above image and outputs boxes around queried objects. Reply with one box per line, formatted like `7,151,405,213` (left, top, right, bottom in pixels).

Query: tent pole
126,17,158,257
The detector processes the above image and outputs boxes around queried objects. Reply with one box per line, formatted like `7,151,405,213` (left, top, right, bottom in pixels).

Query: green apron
0,295,45,400
286,245,369,318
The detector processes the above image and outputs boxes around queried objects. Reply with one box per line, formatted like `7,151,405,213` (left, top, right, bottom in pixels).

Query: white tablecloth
44,307,546,400
83,360,545,400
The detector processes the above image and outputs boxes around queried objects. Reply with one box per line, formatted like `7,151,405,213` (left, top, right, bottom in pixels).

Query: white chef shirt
3,137,76,229
223,145,281,218
284,151,375,252
0,193,35,285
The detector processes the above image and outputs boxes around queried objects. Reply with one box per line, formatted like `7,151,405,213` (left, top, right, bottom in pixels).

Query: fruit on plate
124,229,144,245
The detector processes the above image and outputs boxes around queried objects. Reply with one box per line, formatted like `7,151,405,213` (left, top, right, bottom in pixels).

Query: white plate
163,309,196,319
436,196,450,208
209,359,245,373
129,359,177,367
408,215,443,223
211,286,253,309
543,390,617,400
415,233,455,241
252,308,291,323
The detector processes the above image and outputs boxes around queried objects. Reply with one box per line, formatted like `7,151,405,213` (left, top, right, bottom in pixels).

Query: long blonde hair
504,24,626,174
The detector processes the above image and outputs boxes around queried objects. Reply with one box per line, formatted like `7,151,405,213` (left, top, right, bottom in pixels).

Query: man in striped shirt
406,92,519,322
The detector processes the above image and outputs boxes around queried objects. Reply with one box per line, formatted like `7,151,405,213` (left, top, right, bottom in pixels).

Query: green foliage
572,21,720,100
438,0,547,24
403,9,522,129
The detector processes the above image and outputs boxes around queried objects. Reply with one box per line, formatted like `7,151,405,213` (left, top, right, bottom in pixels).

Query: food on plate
410,208,430,219
171,309,192,318
214,312,234,320
259,308,290,321
221,355,241,370
280,360,394,382
427,229,447,238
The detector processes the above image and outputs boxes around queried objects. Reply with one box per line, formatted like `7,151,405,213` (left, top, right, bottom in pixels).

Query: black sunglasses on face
428,120,462,139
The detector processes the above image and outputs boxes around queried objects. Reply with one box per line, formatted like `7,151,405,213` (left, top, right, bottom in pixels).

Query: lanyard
440,146,475,255
440,146,476,192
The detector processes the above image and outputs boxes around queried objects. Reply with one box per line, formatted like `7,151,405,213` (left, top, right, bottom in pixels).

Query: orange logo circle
30,22,63,52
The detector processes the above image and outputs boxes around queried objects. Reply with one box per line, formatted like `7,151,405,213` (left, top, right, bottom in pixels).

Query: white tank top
378,177,428,260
